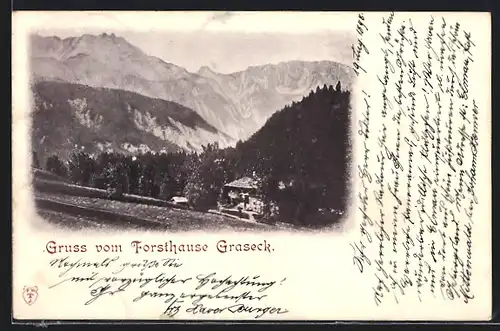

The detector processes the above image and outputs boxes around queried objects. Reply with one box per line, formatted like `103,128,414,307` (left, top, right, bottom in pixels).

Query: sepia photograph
12,11,492,321
30,25,355,232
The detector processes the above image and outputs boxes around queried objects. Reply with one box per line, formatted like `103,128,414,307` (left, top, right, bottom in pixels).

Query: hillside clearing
35,192,272,232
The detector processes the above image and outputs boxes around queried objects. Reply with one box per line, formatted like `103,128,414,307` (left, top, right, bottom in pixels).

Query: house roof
170,196,188,203
224,177,258,189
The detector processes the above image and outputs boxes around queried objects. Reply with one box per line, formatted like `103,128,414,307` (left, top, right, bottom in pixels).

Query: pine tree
138,163,155,197
159,173,174,200
32,151,40,169
103,162,129,198
67,151,96,186
45,155,68,178
183,143,226,211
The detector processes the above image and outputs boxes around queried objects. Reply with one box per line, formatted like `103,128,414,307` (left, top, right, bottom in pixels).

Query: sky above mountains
34,26,354,74
35,30,354,74
124,31,355,74
31,12,355,73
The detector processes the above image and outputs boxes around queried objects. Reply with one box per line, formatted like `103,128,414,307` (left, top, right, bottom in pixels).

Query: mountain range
30,33,355,157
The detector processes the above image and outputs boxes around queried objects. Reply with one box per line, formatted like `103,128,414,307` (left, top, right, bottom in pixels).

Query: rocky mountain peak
197,65,217,76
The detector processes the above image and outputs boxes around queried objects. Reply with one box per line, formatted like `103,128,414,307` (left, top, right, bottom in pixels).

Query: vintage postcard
12,11,491,321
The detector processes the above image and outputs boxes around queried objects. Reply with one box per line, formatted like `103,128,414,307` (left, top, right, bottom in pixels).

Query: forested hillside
232,82,351,225
35,83,351,227
31,81,231,164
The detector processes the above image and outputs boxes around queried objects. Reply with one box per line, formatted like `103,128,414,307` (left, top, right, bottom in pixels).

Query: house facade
221,177,263,214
